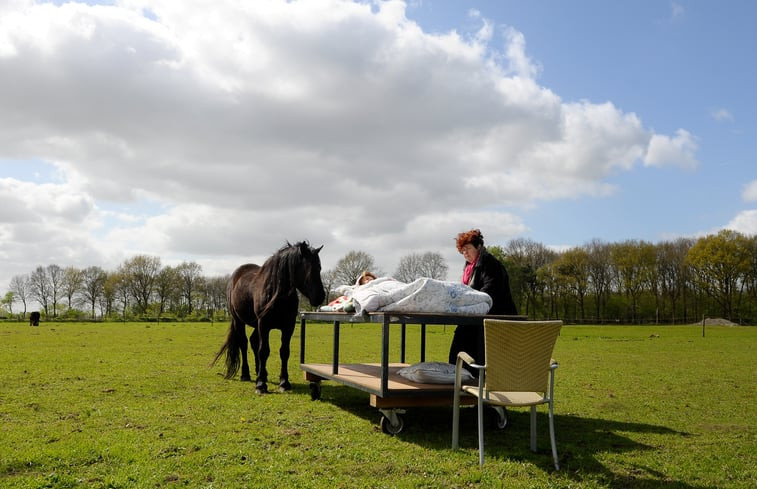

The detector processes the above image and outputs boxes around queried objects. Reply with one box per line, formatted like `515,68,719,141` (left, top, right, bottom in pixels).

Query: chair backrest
483,319,563,393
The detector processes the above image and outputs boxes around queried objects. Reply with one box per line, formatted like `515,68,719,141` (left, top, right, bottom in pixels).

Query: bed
348,277,493,315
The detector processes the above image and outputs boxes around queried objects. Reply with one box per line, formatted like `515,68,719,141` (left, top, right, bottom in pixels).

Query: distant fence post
702,316,706,337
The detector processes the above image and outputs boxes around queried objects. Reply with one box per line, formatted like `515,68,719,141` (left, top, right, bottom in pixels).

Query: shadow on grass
311,382,710,489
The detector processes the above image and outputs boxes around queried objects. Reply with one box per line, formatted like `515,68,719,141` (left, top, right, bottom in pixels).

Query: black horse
213,241,325,394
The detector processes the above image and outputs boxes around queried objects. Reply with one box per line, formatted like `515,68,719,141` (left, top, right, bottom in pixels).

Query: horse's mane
256,241,310,318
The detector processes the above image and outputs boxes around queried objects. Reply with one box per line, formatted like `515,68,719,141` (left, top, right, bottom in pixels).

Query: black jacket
467,247,518,315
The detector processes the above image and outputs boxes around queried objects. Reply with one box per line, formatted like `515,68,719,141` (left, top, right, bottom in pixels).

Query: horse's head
294,242,326,307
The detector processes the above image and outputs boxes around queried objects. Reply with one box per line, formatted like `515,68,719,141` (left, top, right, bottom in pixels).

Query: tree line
2,229,755,324
2,257,229,322
496,229,756,324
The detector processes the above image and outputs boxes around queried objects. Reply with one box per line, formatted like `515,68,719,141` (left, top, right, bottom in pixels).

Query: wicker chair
452,319,563,469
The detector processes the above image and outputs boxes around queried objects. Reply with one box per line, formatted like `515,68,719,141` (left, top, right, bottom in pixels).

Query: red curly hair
455,229,484,253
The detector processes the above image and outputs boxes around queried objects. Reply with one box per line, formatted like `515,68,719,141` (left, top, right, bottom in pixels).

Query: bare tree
205,275,229,318
29,266,52,316
321,268,340,301
657,239,691,324
9,274,30,318
503,238,557,317
111,272,130,320
586,239,613,322
554,247,590,320
118,255,161,314
47,264,63,317
610,240,655,323
330,250,378,287
177,261,203,315
393,251,448,282
154,266,179,317
62,266,84,312
81,266,106,319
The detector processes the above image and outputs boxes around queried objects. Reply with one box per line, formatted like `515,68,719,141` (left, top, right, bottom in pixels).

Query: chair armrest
457,351,484,370
454,351,484,389
457,351,475,366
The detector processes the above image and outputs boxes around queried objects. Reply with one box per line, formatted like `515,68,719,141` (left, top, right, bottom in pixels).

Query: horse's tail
210,317,245,379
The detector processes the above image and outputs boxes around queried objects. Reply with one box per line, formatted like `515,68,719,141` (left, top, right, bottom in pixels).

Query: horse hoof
255,383,269,394
278,381,292,393
241,375,252,382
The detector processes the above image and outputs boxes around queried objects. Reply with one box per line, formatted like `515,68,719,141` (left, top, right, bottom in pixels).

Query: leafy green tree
687,230,751,320
101,272,118,318
1,291,14,316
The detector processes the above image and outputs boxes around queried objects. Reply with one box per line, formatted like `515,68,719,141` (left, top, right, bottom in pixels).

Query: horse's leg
236,319,252,382
254,327,271,394
249,326,260,380
278,325,294,392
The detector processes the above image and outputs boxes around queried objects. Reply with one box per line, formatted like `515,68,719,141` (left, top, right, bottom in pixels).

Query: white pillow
397,362,474,384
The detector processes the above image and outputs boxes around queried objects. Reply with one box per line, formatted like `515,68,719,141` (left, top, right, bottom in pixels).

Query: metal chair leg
548,400,560,470
452,384,460,449
477,397,485,466
530,406,537,452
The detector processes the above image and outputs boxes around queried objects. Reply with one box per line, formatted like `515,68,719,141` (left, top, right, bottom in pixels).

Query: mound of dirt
701,317,737,326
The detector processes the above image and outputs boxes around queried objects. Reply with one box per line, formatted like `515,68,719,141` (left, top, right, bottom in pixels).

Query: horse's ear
314,245,323,254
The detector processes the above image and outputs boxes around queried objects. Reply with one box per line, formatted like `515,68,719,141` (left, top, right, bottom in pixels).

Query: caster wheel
309,381,321,400
380,413,405,435
491,406,508,429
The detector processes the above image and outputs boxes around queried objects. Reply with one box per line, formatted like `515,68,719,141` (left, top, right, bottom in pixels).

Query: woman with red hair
449,229,518,373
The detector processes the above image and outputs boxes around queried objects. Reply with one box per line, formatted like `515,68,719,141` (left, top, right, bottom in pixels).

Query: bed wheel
309,381,321,401
491,406,508,429
379,409,406,435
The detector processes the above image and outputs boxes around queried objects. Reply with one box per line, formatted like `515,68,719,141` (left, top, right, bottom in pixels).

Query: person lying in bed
349,274,492,315
319,271,376,311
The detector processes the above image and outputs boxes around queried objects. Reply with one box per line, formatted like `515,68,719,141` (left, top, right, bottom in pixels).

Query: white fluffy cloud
0,0,700,287
743,180,757,202
644,129,698,169
726,210,757,236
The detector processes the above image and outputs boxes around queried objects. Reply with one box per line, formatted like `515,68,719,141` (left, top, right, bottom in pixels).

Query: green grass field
0,320,754,488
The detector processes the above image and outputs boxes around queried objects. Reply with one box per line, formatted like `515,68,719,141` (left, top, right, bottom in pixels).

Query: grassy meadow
0,319,754,488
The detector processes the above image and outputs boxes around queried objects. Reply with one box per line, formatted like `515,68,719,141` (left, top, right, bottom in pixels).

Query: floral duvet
350,277,492,315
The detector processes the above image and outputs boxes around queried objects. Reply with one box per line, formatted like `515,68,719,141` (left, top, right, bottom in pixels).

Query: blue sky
405,0,755,245
1,0,755,296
